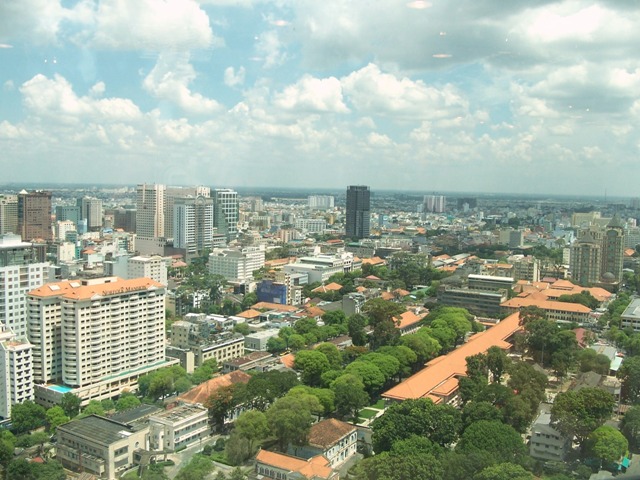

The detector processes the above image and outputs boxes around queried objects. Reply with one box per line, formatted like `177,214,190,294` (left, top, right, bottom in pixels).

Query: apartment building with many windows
28,276,176,406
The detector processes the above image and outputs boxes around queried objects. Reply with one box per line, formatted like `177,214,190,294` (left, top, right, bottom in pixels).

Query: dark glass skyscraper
346,185,370,239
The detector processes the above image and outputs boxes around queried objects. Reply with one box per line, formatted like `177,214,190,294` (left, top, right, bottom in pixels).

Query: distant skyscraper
77,197,103,231
136,184,165,239
0,195,18,235
346,186,370,239
424,195,445,213
308,195,335,210
174,195,214,256
601,215,624,283
55,205,81,226
213,189,239,241
17,190,52,241
164,186,210,239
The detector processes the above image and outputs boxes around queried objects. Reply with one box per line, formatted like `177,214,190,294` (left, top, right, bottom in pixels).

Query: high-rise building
17,190,52,241
55,220,76,241
346,185,370,239
164,186,210,239
601,215,624,283
77,197,103,231
0,322,33,419
136,184,165,239
570,231,601,285
28,276,173,405
55,205,81,226
173,196,214,256
0,195,18,235
424,195,446,213
213,189,239,241
0,233,49,340
308,195,335,210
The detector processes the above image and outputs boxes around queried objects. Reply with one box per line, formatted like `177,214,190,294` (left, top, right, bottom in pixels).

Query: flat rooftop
58,415,139,445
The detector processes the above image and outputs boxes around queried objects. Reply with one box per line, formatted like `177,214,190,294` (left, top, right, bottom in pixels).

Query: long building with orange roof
255,450,338,480
382,312,522,406
28,276,178,407
501,292,593,324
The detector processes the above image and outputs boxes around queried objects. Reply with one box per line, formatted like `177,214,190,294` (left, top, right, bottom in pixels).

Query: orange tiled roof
280,353,296,369
393,288,410,297
380,291,394,301
311,282,343,293
501,295,592,313
304,305,325,317
383,312,522,402
237,309,262,319
308,419,356,449
256,450,334,479
178,371,251,405
29,277,164,301
252,302,299,312
394,310,426,330
361,257,386,266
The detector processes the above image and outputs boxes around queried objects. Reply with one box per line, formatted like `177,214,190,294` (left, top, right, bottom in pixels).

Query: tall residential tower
346,185,370,239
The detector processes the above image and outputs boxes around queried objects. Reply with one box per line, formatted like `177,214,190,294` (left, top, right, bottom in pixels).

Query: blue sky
1,1,640,196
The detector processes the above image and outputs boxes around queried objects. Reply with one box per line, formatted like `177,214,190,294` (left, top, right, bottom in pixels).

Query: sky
1,1,639,196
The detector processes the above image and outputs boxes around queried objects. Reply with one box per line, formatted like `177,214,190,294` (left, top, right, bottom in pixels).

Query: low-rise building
621,297,640,332
255,450,338,480
438,286,507,317
57,415,149,480
222,351,275,373
244,329,280,351
289,419,357,468
149,404,209,452
529,410,570,462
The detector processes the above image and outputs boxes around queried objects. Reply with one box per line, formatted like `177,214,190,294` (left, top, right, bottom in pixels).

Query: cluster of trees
266,315,349,353
137,361,217,402
353,397,532,480
557,291,600,309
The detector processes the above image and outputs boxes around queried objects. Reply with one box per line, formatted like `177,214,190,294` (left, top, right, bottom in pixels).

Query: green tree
401,330,441,365
287,334,306,351
378,345,418,377
233,410,269,454
620,404,640,449
60,392,81,418
474,462,533,480
294,349,331,386
618,355,640,403
315,342,342,369
372,398,461,452
345,361,386,395
46,406,70,433
266,395,318,451
229,467,248,480
348,314,368,346
100,398,115,412
457,420,527,466
266,336,287,354
81,400,105,417
359,353,401,383
586,425,628,466
11,400,46,434
363,298,405,327
551,387,615,445
174,454,214,480
352,451,443,480
0,436,14,468
225,431,251,466
461,401,503,429
116,393,141,411
206,384,239,432
322,310,346,326
192,365,215,385
331,374,369,419
486,346,510,383
518,305,547,325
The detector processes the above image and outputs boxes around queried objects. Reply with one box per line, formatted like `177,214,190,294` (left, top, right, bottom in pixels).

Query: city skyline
1,2,640,196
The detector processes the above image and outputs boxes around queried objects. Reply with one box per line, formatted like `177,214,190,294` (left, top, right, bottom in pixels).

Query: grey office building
346,185,370,239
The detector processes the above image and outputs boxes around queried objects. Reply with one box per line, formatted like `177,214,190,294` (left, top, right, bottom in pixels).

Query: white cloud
20,74,142,123
93,0,219,51
341,64,468,120
274,75,349,113
255,30,287,68
143,53,223,114
224,66,246,87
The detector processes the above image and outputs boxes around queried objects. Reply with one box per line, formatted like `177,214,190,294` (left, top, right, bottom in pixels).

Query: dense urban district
3,184,640,480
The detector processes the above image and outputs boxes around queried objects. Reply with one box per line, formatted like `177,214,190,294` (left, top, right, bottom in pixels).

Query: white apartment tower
174,196,215,256
0,195,18,235
0,233,49,340
0,322,33,418
208,246,265,283
28,277,170,404
78,197,103,231
164,186,210,239
136,184,166,239
128,255,168,286
213,189,239,240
